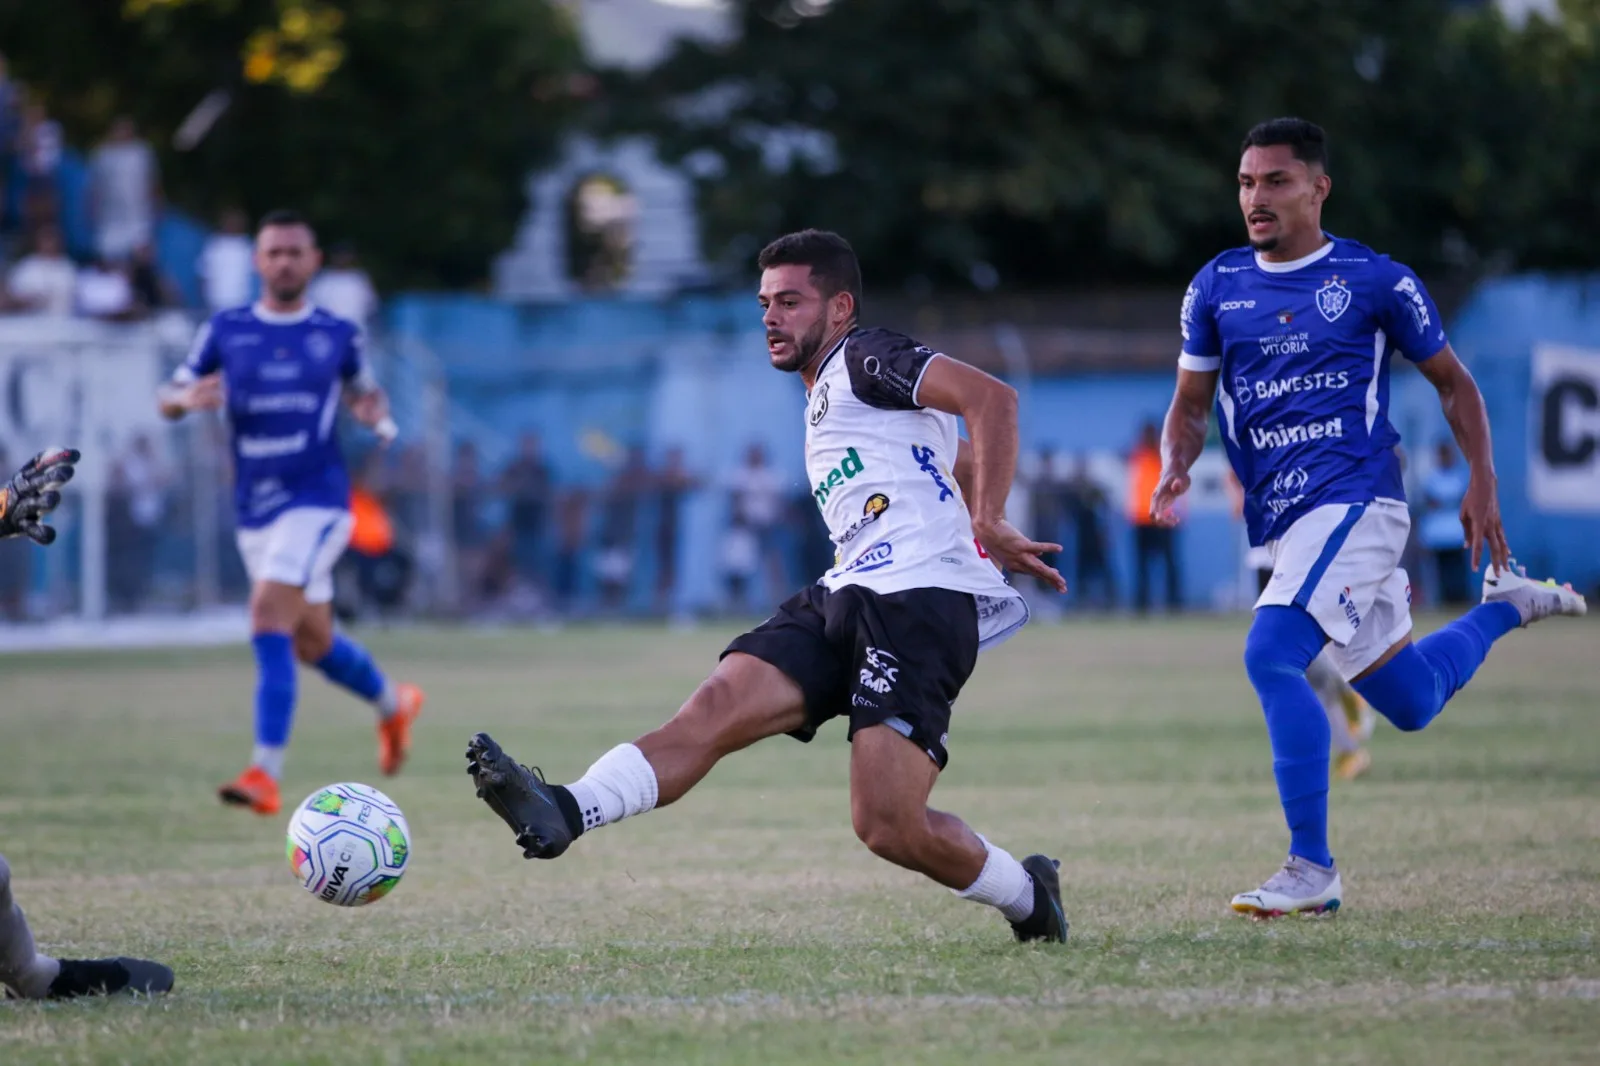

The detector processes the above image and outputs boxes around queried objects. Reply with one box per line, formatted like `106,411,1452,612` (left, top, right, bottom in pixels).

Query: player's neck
259,295,308,316
800,323,856,390
1256,230,1330,266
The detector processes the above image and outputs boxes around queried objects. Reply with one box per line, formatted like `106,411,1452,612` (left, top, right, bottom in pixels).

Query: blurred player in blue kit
1153,119,1586,918
158,210,424,815
0,448,174,999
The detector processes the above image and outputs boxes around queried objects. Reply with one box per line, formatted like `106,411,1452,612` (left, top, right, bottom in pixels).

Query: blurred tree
1,0,587,289
605,0,1596,290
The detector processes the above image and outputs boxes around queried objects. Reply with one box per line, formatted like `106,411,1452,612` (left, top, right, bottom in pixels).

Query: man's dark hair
1241,118,1329,171
757,229,862,316
257,208,317,242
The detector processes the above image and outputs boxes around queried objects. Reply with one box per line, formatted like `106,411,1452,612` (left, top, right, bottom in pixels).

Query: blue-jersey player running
158,210,424,816
1152,119,1587,918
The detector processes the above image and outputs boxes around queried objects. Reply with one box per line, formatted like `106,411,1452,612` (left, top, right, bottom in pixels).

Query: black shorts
722,584,979,768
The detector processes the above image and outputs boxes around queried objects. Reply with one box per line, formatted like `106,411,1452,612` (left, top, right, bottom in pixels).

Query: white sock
564,744,659,832
955,837,1035,923
0,855,61,999
251,744,286,781
375,681,399,720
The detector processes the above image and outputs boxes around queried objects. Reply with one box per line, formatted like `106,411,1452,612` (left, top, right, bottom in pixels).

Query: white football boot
1481,561,1588,626
1231,855,1342,919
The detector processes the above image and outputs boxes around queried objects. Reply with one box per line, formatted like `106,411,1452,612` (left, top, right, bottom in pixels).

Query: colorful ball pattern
286,782,410,906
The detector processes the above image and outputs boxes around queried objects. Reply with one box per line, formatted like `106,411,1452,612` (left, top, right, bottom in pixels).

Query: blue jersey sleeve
1178,266,1220,371
173,317,223,383
1380,261,1448,362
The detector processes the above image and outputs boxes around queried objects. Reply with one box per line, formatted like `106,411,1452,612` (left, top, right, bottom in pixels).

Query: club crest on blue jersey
1315,276,1352,323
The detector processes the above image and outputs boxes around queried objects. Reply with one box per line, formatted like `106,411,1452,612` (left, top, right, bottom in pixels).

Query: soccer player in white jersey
1153,118,1586,918
0,447,174,999
158,210,424,816
465,230,1071,943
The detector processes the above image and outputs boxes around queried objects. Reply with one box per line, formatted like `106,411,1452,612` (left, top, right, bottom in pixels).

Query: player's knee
675,672,744,748
850,798,923,866
249,586,301,634
293,627,333,664
1243,607,1324,689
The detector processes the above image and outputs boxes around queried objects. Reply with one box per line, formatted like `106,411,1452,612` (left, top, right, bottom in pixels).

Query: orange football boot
218,765,281,815
377,683,425,776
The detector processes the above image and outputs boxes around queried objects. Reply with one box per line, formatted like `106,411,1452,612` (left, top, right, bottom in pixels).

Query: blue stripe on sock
1292,503,1367,610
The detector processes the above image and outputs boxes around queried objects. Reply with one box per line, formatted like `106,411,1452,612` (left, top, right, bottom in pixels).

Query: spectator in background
198,207,255,312
16,99,62,232
1026,447,1065,598
1062,454,1116,610
89,117,159,262
75,256,136,321
595,445,653,611
7,225,76,316
128,243,178,314
727,442,788,602
654,446,698,614
1127,420,1181,613
0,56,17,233
107,434,169,613
310,244,379,332
552,487,589,613
720,518,759,614
1418,441,1471,606
500,432,552,596
451,441,487,612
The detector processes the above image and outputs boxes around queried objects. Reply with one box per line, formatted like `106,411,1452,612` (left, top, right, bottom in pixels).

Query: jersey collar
252,301,316,325
807,328,857,390
1253,237,1334,274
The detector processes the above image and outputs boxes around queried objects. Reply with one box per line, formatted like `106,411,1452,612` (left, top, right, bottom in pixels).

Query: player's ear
1313,172,1332,205
831,289,855,327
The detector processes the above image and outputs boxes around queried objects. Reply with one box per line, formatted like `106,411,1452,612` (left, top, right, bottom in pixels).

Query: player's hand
0,446,79,545
177,374,225,412
1461,474,1511,572
974,518,1067,594
347,390,396,445
1149,469,1190,527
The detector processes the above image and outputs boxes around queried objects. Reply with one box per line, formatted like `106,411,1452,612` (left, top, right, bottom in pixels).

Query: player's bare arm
1414,345,1510,572
157,372,224,421
917,356,1066,593
1150,367,1217,525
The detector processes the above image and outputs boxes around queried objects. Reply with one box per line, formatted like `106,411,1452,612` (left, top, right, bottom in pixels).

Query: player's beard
769,315,827,374
1249,235,1280,253
267,277,309,304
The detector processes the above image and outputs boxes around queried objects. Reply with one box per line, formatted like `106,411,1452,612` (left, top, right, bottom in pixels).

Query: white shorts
235,507,353,604
1256,499,1413,680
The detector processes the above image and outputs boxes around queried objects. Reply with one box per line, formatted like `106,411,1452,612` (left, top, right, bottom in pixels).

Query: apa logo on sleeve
1392,275,1432,333
910,443,955,501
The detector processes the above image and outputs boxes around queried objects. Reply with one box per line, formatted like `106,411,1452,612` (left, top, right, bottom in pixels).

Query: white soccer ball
286,782,411,907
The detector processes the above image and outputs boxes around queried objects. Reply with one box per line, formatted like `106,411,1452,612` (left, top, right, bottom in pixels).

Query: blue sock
1353,601,1520,731
315,634,393,714
1245,605,1334,868
253,632,297,750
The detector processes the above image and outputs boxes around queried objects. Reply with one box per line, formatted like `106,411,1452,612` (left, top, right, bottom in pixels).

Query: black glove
0,447,80,545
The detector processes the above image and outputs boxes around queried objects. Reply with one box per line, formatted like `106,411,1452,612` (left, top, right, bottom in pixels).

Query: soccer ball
286,782,411,907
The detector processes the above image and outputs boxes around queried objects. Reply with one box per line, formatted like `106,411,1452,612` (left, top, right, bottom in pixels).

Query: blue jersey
1178,236,1448,545
176,304,372,528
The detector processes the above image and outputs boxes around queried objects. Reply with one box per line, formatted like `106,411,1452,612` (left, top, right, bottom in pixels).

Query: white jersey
803,328,1029,648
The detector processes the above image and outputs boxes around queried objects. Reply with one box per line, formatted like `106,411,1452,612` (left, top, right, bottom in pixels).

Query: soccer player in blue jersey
1152,119,1586,918
158,210,424,815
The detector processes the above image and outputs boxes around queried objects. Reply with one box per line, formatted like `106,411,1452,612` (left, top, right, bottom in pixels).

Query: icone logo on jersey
1248,417,1344,451
1234,371,1350,405
813,447,865,506
836,493,890,547
1218,300,1256,312
911,444,955,501
1258,331,1312,357
1392,275,1431,333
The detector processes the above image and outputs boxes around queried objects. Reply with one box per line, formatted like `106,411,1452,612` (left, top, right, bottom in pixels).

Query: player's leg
295,602,425,777
1349,564,1585,731
0,854,172,1000
1307,653,1372,781
467,651,809,858
848,725,1066,942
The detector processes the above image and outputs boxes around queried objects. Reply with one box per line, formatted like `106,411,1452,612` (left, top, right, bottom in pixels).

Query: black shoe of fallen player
47,957,175,999
465,732,575,859
1011,855,1069,944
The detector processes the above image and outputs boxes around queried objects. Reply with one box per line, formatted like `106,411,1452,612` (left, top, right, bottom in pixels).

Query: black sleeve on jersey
844,328,942,410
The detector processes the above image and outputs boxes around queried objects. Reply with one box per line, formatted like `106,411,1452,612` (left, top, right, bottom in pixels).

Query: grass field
2,614,1598,1065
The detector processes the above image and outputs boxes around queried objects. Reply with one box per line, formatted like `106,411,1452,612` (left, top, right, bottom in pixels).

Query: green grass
2,614,1598,1065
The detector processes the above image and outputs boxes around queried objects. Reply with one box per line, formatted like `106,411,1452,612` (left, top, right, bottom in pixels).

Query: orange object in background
349,486,394,557
1126,443,1163,526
